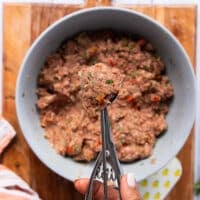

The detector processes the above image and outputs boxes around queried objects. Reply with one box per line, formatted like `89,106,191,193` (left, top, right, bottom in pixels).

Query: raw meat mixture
37,31,174,162
79,63,124,116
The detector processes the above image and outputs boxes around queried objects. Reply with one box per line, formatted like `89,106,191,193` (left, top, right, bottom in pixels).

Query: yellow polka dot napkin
139,158,182,200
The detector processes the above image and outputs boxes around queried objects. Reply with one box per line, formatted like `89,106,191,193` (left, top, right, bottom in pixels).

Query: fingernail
127,173,136,188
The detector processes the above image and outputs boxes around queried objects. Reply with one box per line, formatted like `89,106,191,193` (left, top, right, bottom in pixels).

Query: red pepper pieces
126,95,134,103
66,146,73,154
130,78,137,84
152,95,161,102
108,59,115,67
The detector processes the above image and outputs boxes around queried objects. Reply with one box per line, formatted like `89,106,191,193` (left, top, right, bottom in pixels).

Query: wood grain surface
2,2,196,200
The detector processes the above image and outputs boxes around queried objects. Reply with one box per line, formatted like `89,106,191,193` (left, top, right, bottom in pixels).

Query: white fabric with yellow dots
138,158,182,200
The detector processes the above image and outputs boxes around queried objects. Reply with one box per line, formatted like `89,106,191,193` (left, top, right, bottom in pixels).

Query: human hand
74,173,142,200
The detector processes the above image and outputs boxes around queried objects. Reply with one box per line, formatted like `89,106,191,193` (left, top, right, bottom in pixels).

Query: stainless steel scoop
85,107,123,200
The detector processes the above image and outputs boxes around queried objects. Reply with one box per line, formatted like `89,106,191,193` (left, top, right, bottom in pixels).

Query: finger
74,178,89,195
74,178,119,200
120,173,142,200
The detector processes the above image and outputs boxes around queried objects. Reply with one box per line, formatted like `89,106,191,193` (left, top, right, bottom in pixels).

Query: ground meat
79,63,124,117
37,31,174,162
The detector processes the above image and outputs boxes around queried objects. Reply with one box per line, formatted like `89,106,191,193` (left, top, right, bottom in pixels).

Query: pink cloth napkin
0,116,40,200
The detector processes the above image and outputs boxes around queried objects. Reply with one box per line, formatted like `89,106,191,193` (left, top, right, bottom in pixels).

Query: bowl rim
16,7,196,181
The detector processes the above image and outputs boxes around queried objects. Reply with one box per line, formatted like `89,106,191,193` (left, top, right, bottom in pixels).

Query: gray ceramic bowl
16,7,195,181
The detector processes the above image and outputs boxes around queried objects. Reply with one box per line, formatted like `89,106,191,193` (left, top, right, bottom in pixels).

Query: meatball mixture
37,31,173,162
79,63,124,116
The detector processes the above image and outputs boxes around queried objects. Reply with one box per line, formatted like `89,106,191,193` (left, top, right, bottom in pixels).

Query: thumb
120,173,142,200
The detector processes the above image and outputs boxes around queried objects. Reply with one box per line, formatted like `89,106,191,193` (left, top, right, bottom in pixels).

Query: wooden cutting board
2,1,196,200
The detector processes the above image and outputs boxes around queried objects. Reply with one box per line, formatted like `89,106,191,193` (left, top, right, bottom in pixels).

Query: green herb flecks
162,81,168,87
144,65,150,70
73,144,80,153
105,79,113,84
66,117,72,125
130,71,137,78
154,55,161,61
117,139,123,147
128,42,135,50
117,126,122,132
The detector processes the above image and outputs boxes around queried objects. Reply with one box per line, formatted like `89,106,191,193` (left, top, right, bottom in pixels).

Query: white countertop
0,1,199,199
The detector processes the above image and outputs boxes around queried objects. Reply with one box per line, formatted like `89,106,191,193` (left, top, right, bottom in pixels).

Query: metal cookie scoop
85,102,123,200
